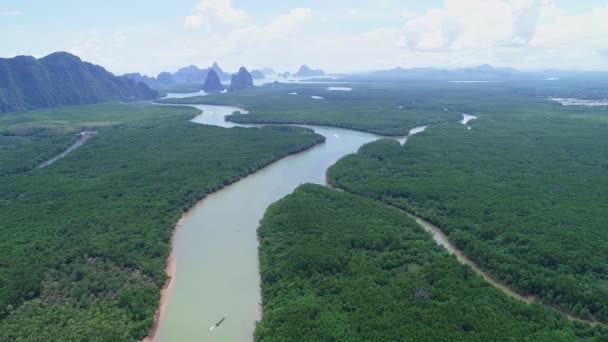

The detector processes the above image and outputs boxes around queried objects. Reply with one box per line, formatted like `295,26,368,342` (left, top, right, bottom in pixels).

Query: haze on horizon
1,0,608,75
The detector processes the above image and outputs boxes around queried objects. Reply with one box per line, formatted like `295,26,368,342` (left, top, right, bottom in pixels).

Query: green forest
3,79,608,340
0,103,200,176
0,103,324,341
256,184,605,341
328,93,608,322
163,81,608,327
158,82,461,136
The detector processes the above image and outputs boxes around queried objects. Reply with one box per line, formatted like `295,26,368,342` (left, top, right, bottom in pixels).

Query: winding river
154,95,434,341
151,93,592,341
153,98,408,341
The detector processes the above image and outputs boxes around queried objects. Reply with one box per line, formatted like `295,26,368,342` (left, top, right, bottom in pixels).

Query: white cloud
184,0,249,28
59,7,313,75
345,8,361,17
112,31,129,48
389,0,608,70
403,0,516,51
43,0,608,74
0,10,21,16
232,8,312,43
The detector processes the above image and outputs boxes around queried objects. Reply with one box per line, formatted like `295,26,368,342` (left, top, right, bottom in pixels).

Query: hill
172,65,208,82
294,64,325,77
0,52,157,113
229,67,254,92
202,69,223,92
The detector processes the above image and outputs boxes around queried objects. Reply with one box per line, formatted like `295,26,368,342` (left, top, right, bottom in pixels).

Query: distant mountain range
363,64,608,81
0,52,157,113
250,70,265,79
261,67,275,76
294,65,325,77
167,62,231,83
368,64,520,80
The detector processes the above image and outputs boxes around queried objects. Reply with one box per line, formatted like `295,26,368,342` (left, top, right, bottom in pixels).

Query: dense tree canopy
328,94,608,322
0,103,324,341
0,103,199,176
256,184,605,341
159,82,461,136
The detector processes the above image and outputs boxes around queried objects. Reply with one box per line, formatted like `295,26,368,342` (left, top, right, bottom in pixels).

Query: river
153,97,418,341
151,94,592,341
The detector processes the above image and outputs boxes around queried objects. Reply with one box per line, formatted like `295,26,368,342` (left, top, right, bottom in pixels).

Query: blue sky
2,0,608,74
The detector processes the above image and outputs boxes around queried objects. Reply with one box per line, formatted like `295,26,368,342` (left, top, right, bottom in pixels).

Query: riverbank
330,120,606,326
149,100,381,341
330,180,603,326
255,184,604,341
141,217,182,342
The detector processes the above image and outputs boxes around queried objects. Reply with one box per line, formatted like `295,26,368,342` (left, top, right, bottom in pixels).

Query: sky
1,0,608,75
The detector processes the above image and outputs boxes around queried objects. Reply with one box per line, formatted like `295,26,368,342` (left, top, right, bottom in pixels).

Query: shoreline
140,133,325,341
141,217,183,342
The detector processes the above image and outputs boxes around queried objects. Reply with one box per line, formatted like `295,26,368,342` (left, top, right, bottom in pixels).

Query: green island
0,103,324,341
327,88,608,322
256,184,605,341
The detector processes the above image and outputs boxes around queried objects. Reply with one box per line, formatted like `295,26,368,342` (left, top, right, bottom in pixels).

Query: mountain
202,69,223,92
229,67,254,92
171,62,230,83
172,65,209,82
368,65,519,80
250,70,265,80
156,71,174,84
261,67,275,75
211,62,231,81
294,65,325,77
0,52,157,113
123,72,156,85
123,71,174,86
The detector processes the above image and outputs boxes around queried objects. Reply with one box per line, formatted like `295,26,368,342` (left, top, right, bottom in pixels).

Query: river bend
153,94,590,341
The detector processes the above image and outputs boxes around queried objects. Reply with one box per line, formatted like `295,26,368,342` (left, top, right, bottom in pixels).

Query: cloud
60,7,313,75
112,31,129,48
507,0,544,46
0,10,21,16
49,0,608,74
184,0,249,28
342,6,413,20
232,8,312,43
401,0,553,52
403,0,516,51
346,0,607,70
208,8,313,67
